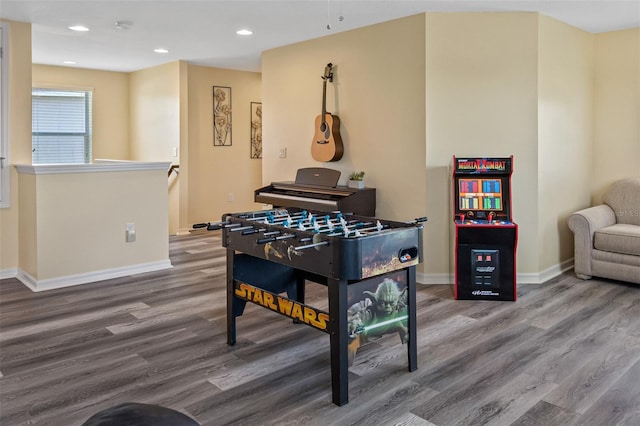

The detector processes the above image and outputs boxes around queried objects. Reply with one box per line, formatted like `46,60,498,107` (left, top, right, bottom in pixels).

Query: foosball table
206,207,426,406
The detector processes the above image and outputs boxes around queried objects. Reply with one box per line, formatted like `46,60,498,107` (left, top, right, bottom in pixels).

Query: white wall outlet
279,148,287,158
227,192,234,202
126,223,136,242
171,147,178,157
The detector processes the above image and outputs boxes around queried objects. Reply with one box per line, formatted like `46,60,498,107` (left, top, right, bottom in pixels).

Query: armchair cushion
594,224,640,256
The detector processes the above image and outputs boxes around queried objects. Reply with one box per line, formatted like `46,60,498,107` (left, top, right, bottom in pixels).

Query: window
32,88,93,164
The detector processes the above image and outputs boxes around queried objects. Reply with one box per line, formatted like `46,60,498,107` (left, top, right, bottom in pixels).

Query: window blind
32,88,93,164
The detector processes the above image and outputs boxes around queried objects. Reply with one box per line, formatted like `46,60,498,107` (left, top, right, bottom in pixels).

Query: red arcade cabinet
452,156,518,301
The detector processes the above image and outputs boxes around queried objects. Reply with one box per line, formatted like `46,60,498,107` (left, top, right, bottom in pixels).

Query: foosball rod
229,225,260,232
241,227,266,235
257,220,368,242
314,221,373,234
327,221,386,237
242,228,282,238
259,213,323,226
244,211,307,223
255,212,347,226
256,233,296,244
283,216,358,230
291,241,330,251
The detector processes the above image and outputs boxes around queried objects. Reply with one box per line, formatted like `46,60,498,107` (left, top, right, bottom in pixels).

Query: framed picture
250,102,262,159
213,86,232,146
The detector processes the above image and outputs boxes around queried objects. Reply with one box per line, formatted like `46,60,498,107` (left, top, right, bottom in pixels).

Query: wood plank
576,358,640,424
543,332,640,414
510,400,579,425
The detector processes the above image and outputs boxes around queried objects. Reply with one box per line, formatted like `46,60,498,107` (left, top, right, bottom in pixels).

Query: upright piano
255,167,376,216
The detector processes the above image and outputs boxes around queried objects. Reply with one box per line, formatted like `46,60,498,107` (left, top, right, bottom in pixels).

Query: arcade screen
458,178,503,211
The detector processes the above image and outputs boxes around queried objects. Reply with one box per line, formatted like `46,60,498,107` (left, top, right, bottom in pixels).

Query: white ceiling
1,0,639,73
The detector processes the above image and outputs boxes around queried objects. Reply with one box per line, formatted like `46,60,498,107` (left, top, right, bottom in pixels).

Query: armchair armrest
567,204,616,278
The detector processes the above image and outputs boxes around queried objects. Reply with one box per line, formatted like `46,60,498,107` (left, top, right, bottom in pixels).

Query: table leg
328,278,349,406
226,249,236,346
407,266,417,371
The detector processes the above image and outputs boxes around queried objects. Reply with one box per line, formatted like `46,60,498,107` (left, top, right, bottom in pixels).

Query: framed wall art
213,86,232,146
250,102,262,159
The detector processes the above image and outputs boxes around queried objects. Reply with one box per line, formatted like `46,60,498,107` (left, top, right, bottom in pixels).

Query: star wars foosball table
198,207,426,406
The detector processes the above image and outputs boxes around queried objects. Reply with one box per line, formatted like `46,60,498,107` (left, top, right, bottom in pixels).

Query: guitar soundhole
320,122,327,132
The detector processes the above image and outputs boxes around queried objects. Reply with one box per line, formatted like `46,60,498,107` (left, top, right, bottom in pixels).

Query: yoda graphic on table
347,278,408,363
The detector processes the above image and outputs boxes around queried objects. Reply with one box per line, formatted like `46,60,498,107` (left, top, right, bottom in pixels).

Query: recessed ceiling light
236,29,253,36
68,25,89,32
154,48,169,54
63,61,77,65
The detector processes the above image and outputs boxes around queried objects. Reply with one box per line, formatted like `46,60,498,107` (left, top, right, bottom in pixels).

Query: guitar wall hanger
323,63,334,82
311,63,344,162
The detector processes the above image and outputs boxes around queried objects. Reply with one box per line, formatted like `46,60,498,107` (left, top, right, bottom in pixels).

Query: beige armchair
567,177,640,284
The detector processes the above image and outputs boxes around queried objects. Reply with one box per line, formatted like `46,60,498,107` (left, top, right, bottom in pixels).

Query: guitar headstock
322,63,334,82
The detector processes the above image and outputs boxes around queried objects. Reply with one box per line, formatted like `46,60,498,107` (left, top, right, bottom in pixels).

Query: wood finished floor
1,232,640,425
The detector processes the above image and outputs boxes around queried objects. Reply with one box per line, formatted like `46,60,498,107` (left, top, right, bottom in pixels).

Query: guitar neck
321,79,328,122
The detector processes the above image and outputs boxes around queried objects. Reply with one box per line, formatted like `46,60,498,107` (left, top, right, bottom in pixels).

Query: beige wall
32,65,130,160
425,13,539,279
127,61,262,234
129,61,180,162
262,14,427,224
593,28,640,201
0,20,31,274
177,61,189,235
16,164,170,289
129,61,183,233
186,64,262,226
17,172,37,277
37,170,168,279
537,16,594,274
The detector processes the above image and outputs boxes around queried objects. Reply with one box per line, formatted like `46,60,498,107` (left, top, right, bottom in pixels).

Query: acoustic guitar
311,63,344,162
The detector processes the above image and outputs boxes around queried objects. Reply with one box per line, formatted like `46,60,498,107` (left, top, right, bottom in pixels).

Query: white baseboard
417,259,574,286
517,259,574,284
4,258,575,291
417,272,452,285
176,227,193,236
0,268,18,280
14,260,173,292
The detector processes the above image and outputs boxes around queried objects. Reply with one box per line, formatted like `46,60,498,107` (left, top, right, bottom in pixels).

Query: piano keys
255,167,376,216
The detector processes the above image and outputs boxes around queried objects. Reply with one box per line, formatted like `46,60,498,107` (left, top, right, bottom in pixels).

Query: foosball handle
256,236,276,244
414,217,428,223
242,228,262,235
193,221,228,231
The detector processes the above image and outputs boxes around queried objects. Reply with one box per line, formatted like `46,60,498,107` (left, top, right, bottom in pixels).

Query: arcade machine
452,156,518,301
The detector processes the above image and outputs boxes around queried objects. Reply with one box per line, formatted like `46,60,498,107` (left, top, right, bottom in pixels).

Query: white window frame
0,25,10,208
